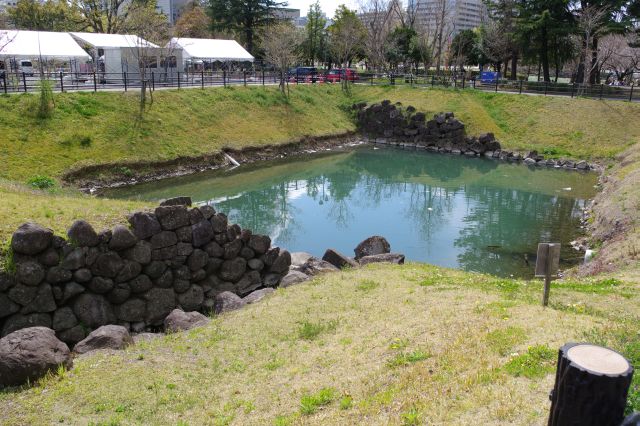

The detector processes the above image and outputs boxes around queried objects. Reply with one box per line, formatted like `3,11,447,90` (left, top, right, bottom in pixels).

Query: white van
18,60,34,76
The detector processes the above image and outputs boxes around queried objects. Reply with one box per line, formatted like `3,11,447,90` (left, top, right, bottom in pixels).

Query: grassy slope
1,264,638,425
1,85,640,183
586,143,640,276
0,181,149,247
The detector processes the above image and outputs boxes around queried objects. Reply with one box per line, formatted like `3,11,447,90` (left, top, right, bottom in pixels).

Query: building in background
412,0,487,34
272,7,307,27
156,0,190,25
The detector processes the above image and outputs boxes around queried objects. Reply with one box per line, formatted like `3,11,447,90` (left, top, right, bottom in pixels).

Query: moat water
104,146,598,278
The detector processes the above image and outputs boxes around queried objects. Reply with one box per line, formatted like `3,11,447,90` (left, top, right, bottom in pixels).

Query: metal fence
0,70,282,93
1,69,638,103
353,72,639,102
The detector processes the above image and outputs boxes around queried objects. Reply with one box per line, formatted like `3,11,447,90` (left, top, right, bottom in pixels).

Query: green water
104,146,598,278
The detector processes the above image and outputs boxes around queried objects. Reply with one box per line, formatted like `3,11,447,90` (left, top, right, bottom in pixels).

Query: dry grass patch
2,263,635,425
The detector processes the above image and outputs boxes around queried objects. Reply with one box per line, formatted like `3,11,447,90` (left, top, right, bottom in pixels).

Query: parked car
325,68,359,83
288,67,324,83
18,60,34,77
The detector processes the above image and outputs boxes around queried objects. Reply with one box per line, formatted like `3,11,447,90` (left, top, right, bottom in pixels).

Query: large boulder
15,261,45,286
73,325,133,355
1,313,51,337
11,223,54,255
191,220,214,247
108,225,138,251
159,196,192,207
248,235,271,255
354,236,391,260
0,327,72,388
322,249,359,269
290,252,313,268
144,288,176,325
154,205,190,230
72,293,116,328
280,271,309,287
358,253,405,266
242,288,274,304
163,309,209,332
214,291,246,314
66,220,98,247
127,212,161,240
269,250,291,274
219,258,247,282
300,258,339,276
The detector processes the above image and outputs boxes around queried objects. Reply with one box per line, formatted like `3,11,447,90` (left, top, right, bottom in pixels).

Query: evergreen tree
302,1,327,65
208,0,285,56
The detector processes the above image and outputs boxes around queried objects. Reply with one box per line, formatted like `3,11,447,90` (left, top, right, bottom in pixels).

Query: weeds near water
387,350,430,368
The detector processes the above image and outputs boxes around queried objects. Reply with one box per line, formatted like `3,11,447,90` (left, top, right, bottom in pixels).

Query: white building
412,0,487,34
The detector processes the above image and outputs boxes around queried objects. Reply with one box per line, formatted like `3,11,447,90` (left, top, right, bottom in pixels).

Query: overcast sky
285,0,359,19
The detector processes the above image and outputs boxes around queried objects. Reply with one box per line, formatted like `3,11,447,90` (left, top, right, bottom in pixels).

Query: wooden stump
548,342,634,426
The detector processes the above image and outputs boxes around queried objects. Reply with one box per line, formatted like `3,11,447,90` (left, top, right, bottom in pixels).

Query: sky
285,0,359,19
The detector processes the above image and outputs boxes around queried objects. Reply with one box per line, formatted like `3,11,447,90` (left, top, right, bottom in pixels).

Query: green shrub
37,80,55,119
297,320,338,341
27,175,55,190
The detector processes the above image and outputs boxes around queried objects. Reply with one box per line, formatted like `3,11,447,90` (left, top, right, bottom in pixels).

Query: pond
103,146,599,278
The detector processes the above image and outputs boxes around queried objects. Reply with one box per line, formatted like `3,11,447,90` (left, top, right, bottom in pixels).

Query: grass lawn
0,180,149,246
1,264,637,425
1,85,640,184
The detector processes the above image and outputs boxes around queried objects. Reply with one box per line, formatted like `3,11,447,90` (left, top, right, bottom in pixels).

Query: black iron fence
0,70,282,94
353,72,639,102
1,69,638,103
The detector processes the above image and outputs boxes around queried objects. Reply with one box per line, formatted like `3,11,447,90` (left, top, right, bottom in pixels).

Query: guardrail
1,70,637,103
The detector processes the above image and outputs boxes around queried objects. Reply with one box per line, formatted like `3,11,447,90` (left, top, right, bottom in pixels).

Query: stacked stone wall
0,200,290,345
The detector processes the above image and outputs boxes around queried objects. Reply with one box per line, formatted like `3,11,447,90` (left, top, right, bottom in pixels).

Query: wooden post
600,83,604,100
93,72,97,92
535,243,560,307
22,72,27,92
548,342,633,426
123,72,127,92
629,83,634,102
59,72,64,92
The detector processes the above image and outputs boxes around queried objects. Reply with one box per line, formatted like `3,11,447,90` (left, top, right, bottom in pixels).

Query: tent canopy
71,32,159,49
0,30,90,60
168,38,254,62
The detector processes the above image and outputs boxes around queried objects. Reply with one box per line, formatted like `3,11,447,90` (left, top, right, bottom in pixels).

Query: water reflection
104,147,597,277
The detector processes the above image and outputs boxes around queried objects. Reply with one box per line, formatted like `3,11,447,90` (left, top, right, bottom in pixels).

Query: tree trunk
510,51,518,80
541,26,551,82
548,343,633,426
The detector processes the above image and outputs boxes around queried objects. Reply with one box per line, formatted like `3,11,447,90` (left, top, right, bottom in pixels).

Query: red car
325,69,359,82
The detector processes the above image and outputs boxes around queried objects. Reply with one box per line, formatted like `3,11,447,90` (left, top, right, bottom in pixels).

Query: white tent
0,30,90,59
70,32,159,49
168,38,254,62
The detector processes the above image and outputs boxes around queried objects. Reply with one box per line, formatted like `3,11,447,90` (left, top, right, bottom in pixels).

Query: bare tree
329,5,366,92
75,0,128,34
358,0,394,71
411,0,452,74
480,21,511,71
122,2,171,116
600,34,640,84
262,22,303,96
577,4,610,85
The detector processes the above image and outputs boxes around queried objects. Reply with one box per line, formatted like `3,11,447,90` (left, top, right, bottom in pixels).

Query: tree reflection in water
106,147,597,277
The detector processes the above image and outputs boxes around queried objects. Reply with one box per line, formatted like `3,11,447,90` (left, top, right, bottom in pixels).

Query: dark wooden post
3,72,7,94
548,342,633,426
93,72,97,92
177,71,180,89
22,72,27,92
123,72,128,92
59,72,64,92
223,70,226,87
495,75,499,92
519,79,524,94
151,72,155,91
243,71,247,87
535,243,560,307
201,70,204,89
629,84,634,102
600,83,604,100
544,81,548,96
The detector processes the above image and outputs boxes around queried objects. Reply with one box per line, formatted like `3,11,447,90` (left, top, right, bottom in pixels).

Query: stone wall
0,199,291,345
354,101,594,171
